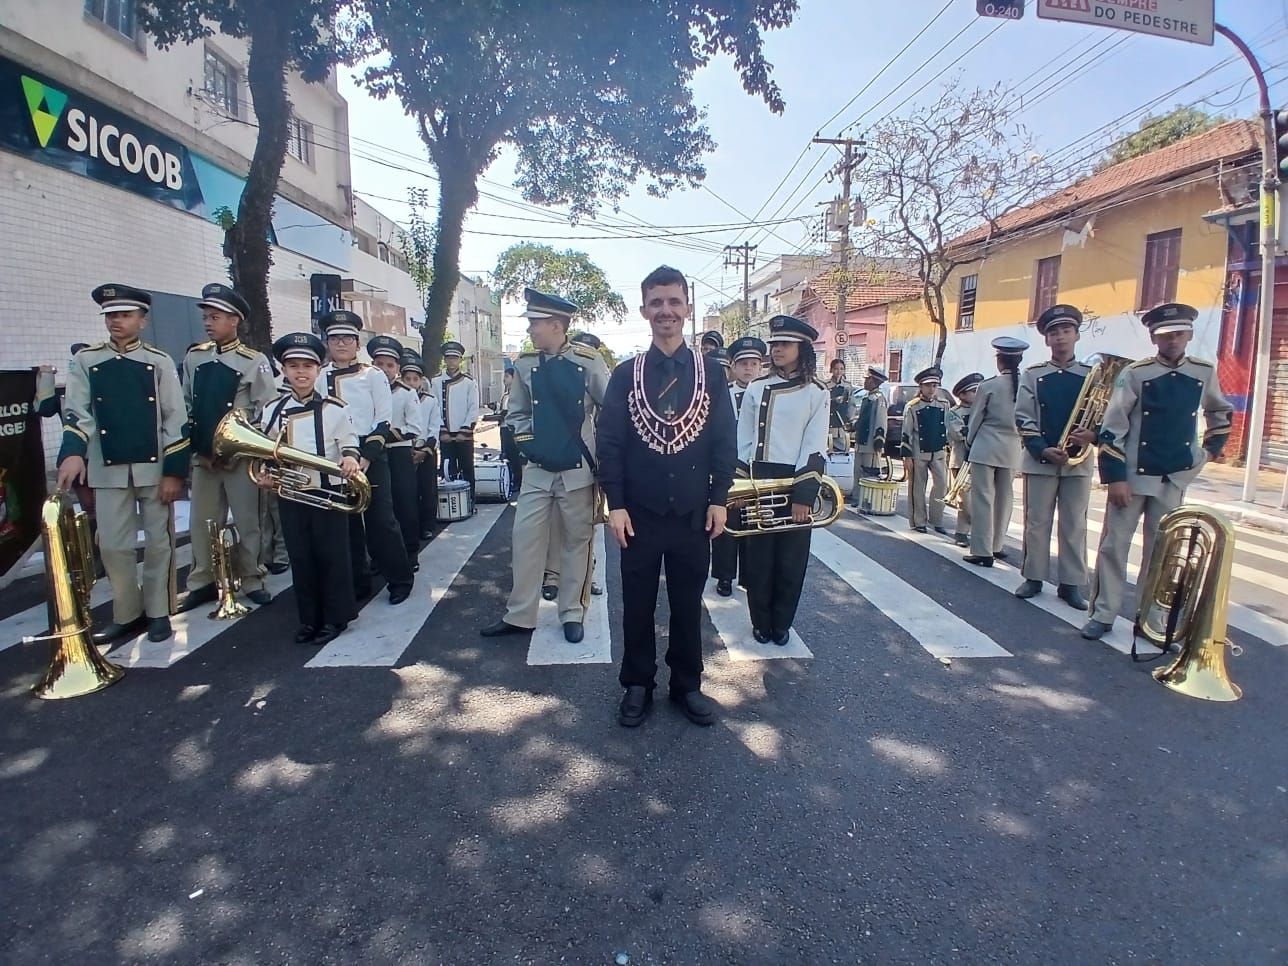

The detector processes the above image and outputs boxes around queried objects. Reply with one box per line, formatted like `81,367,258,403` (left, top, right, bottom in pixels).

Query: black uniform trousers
618,505,709,695
417,448,439,534
440,436,475,495
348,451,414,593
500,425,524,494
743,528,812,637
388,447,420,556
709,531,746,587
280,501,358,630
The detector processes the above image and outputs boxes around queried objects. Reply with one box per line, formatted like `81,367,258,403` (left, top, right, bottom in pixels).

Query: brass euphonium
1134,505,1241,701
725,473,845,537
207,520,251,620
1058,353,1132,466
213,411,371,514
23,492,124,699
943,464,971,510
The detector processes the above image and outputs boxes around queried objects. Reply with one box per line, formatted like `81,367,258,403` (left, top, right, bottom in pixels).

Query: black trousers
743,528,812,637
618,505,709,695
348,451,413,592
280,500,357,629
500,425,523,493
440,436,475,495
388,447,420,556
416,448,439,533
709,531,746,587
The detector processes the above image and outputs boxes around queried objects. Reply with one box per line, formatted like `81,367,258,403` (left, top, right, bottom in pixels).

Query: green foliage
1096,106,1226,171
211,205,237,231
492,243,627,323
401,187,436,310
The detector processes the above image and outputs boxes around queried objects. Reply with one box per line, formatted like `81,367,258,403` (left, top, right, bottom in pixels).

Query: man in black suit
597,265,737,728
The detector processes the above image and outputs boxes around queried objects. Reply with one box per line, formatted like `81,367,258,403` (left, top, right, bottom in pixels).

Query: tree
492,243,627,324
136,1,355,350
353,0,796,366
1096,106,1226,171
852,84,1059,365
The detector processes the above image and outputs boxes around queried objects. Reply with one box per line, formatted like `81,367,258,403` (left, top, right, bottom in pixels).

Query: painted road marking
527,527,612,665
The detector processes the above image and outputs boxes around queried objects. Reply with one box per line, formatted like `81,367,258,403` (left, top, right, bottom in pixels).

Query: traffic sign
1036,0,1213,47
835,331,849,347
977,0,1023,19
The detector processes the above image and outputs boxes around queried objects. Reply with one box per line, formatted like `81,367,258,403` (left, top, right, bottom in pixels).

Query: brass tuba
725,473,845,537
943,464,971,511
213,410,371,514
23,492,124,699
1134,505,1240,701
1057,353,1132,466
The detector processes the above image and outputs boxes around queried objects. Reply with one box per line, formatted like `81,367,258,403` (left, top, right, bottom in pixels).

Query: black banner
0,370,47,579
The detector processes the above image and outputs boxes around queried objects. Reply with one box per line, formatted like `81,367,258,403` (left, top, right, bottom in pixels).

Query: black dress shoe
294,625,318,644
752,627,771,644
267,562,290,575
176,584,218,613
591,583,604,596
1081,618,1111,640
313,623,346,647
669,689,716,726
420,529,435,541
147,617,172,643
411,561,420,574
771,629,791,647
933,526,950,535
480,620,532,637
1058,584,1089,611
954,532,969,547
716,579,733,597
913,526,928,533
1014,579,1043,599
541,584,558,601
618,686,653,727
963,555,994,567
246,589,273,606
563,621,584,643
993,550,1010,561
388,584,412,605
91,615,148,645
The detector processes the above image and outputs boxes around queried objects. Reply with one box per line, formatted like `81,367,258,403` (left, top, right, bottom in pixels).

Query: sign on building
1036,0,1214,46
977,0,1024,20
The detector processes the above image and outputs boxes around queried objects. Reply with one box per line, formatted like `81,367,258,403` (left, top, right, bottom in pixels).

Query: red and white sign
1037,0,1213,47
835,331,849,347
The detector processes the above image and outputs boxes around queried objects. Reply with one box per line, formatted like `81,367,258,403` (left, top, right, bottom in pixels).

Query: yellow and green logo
21,75,68,149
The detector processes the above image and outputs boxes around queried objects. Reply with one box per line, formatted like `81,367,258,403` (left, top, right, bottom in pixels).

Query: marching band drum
438,478,474,521
474,451,515,503
824,452,854,495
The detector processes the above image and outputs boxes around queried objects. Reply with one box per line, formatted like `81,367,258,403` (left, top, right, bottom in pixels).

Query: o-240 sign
977,0,1024,18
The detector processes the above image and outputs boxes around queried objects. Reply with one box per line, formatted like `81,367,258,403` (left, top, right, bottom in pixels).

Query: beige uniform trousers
505,474,595,626
950,464,971,534
258,492,290,569
968,464,1014,557
1089,488,1183,625
95,482,175,624
187,461,266,592
1021,473,1091,587
909,455,948,529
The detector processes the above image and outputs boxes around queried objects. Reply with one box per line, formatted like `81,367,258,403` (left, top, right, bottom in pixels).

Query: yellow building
885,121,1260,383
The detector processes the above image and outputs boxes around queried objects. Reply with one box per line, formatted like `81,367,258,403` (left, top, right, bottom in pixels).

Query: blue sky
337,1,1287,355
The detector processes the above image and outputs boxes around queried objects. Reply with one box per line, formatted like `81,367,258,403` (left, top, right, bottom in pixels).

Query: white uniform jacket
388,380,427,450
737,373,829,506
262,391,360,492
417,389,442,446
436,372,480,436
320,362,393,461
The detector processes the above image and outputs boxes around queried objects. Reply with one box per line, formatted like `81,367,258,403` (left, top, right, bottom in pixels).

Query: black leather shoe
716,580,733,597
771,629,790,647
541,584,558,601
313,623,346,647
752,627,771,644
1058,584,1089,611
91,615,148,645
913,526,928,533
411,561,420,574
267,561,290,575
954,533,970,547
563,621,584,643
176,584,217,613
147,617,172,643
420,530,435,541
246,589,273,606
388,584,412,605
1081,619,1111,640
669,689,716,726
963,555,994,567
1014,579,1043,599
933,526,950,535
993,550,1010,561
591,583,604,596
480,620,532,637
294,625,318,644
618,686,653,727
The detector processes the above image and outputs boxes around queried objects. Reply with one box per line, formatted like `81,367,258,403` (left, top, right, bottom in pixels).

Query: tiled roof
802,270,923,312
951,120,1261,249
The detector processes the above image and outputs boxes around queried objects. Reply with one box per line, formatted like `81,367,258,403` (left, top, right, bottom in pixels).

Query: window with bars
956,274,978,331
1032,255,1061,318
1140,228,1182,310
887,348,903,383
204,49,240,118
85,0,137,39
287,116,314,165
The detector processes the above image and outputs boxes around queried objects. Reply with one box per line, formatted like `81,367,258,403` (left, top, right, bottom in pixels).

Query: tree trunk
232,12,293,352
421,165,478,375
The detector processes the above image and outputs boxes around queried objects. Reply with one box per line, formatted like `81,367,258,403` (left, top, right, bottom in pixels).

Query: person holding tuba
948,372,983,548
901,367,958,534
853,366,889,485
710,335,766,595
1082,303,1234,640
737,315,829,646
1014,305,1096,607
962,337,1027,566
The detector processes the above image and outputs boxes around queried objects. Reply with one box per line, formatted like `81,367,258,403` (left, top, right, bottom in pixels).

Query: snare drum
824,453,855,495
475,458,513,503
857,479,899,516
438,478,474,521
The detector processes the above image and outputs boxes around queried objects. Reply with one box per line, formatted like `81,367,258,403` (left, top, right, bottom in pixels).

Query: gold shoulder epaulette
325,395,347,406
812,378,828,390
234,345,259,360
571,344,598,360
142,342,172,356
190,341,214,353
1025,361,1047,371
1128,357,1154,370
1186,357,1215,368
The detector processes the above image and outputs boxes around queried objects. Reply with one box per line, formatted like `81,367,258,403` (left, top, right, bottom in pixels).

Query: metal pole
742,248,752,334
1215,25,1278,504
836,141,853,347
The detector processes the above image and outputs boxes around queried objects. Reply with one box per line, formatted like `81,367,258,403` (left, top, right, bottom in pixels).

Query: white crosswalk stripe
527,528,612,665
704,584,813,660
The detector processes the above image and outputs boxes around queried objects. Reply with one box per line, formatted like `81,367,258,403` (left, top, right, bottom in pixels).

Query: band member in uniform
260,333,361,646
435,341,481,499
737,316,829,645
963,337,1028,566
710,335,765,595
700,330,724,356
367,335,426,566
177,283,279,613
55,284,190,644
1015,305,1096,606
947,372,983,548
258,357,292,575
400,350,441,540
853,366,889,484
599,266,736,728
318,310,414,604
498,362,524,499
826,357,855,454
900,367,958,534
1082,303,1233,640
481,289,609,644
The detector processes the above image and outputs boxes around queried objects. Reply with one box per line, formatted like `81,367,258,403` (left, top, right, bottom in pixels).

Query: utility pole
814,136,866,354
724,242,757,336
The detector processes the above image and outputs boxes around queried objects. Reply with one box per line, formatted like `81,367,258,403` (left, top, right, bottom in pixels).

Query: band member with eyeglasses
900,367,957,535
963,336,1028,566
710,335,766,596
853,365,889,484
948,372,983,548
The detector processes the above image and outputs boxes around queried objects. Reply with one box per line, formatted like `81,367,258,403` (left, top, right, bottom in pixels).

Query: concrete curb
1188,498,1288,536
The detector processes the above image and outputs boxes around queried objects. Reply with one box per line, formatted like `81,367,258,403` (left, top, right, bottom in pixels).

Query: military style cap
914,366,943,386
991,335,1030,355
867,366,889,383
367,334,403,361
273,332,325,365
92,283,151,314
953,372,985,396
1142,302,1198,335
729,336,767,362
766,314,819,344
520,288,579,320
196,283,250,320
70,342,89,355
1036,303,1082,335
399,350,425,374
711,347,731,369
571,331,603,350
441,341,465,358
319,309,364,339
700,330,724,350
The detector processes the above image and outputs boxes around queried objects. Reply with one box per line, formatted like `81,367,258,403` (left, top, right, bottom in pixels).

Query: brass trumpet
213,410,371,514
1057,353,1132,466
207,520,251,620
726,474,845,536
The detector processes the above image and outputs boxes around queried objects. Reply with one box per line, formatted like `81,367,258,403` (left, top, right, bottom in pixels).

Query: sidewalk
1161,462,1288,535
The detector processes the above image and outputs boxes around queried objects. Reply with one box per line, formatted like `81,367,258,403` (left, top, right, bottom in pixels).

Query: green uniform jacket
182,339,279,458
